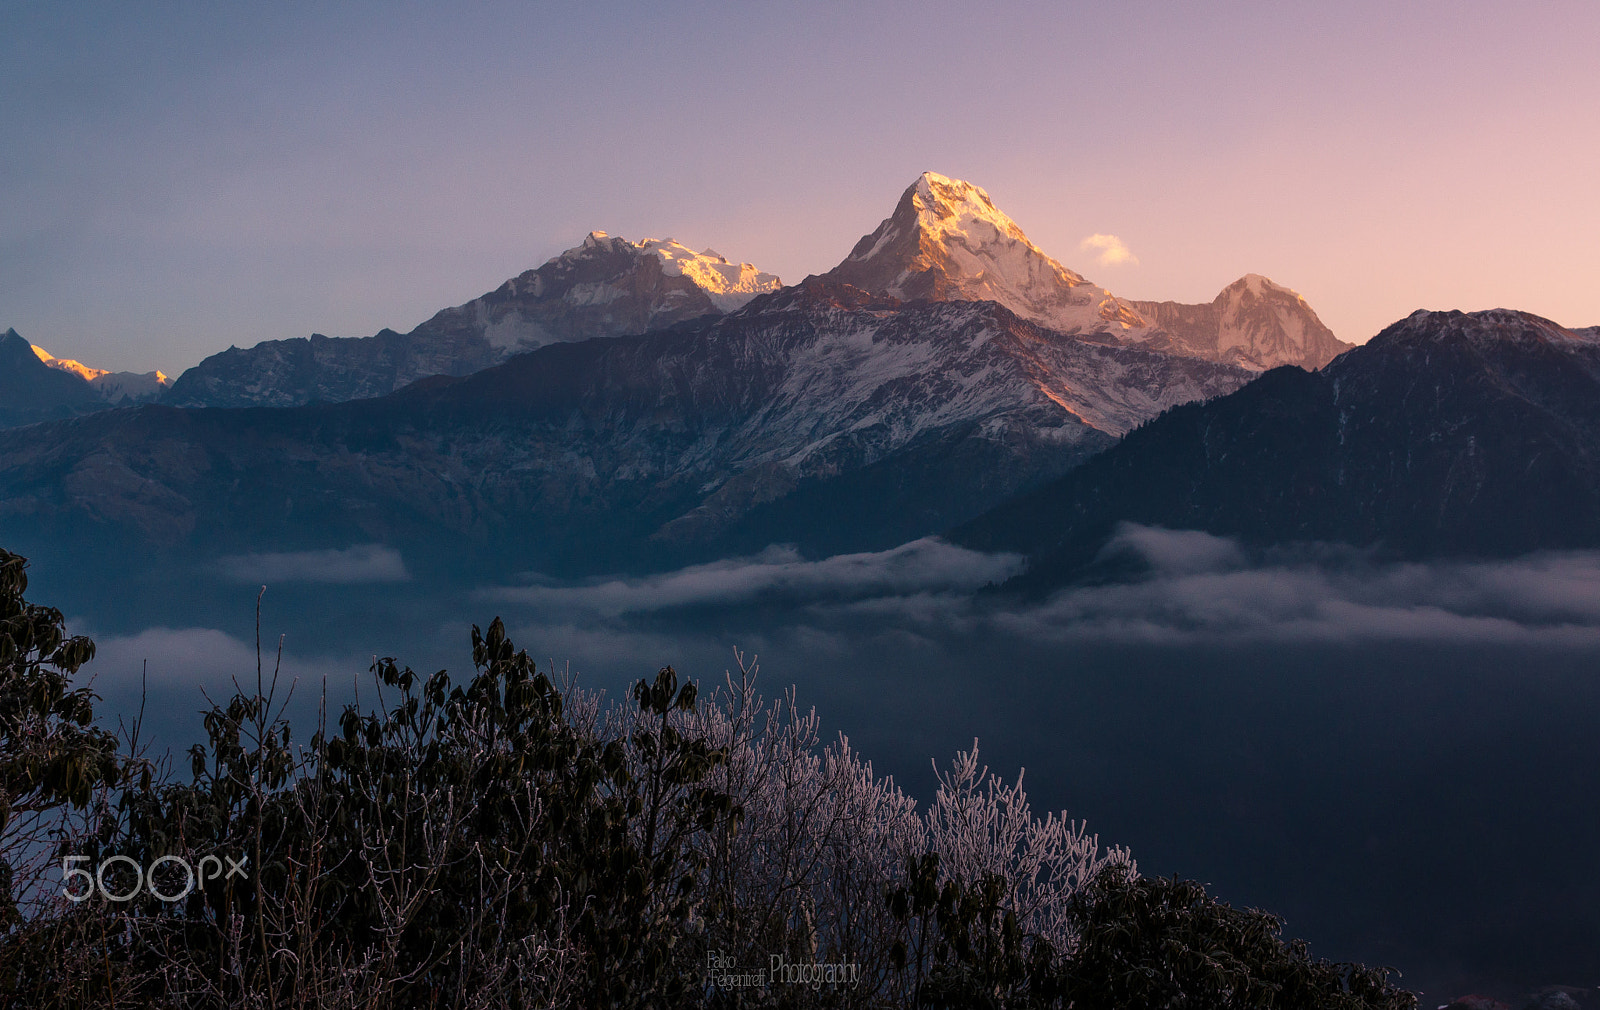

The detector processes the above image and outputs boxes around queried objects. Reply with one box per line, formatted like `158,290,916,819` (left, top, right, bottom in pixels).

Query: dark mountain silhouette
0,328,107,428
953,309,1600,591
0,285,1247,575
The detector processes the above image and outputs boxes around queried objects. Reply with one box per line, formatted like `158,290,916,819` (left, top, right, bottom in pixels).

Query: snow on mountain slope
823,172,1148,336
637,237,783,312
31,344,108,382
1128,274,1352,370
826,172,1346,371
439,231,784,354
31,343,171,403
0,285,1252,562
166,232,783,407
89,370,174,404
644,284,1242,484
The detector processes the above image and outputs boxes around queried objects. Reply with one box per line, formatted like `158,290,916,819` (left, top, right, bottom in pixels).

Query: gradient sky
3,0,1598,374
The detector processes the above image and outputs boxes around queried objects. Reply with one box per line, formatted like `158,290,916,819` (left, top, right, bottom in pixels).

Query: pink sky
3,1,1597,373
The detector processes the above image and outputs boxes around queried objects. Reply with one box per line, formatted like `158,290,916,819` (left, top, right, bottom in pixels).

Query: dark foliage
0,549,122,928
1,549,1421,1008
1054,867,1416,1010
955,310,1600,592
886,857,1416,1010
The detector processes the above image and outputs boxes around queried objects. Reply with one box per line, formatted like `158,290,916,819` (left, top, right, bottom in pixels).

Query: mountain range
823,173,1348,371
12,171,1585,589
0,329,172,427
954,308,1600,591
2,171,1312,570
143,172,1345,412
162,233,783,408
0,281,1248,572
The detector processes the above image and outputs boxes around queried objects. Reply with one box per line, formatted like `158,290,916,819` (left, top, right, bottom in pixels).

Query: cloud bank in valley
482,538,1025,619
485,525,1600,649
86,524,1600,732
995,524,1600,646
82,626,362,693
215,545,409,585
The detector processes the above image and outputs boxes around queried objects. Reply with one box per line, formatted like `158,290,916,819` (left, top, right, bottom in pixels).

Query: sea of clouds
76,524,1600,722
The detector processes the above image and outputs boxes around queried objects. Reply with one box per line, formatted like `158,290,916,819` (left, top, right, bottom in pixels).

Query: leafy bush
1054,867,1416,1009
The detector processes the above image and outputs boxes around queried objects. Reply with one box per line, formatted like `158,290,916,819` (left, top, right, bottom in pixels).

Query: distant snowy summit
422,230,783,356
824,172,1350,372
1126,273,1350,371
0,328,172,427
165,231,783,408
31,343,171,404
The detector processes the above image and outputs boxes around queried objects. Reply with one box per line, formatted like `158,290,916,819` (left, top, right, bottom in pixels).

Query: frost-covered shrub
679,653,927,1005
646,651,1132,1007
924,742,1133,956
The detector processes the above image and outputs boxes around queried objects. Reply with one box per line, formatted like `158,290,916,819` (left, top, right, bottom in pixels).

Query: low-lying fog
25,524,1600,1002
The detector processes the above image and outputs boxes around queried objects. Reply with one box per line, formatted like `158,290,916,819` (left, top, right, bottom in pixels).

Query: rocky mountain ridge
0,329,107,427
164,232,782,408
0,284,1251,571
822,172,1351,371
953,308,1600,590
31,342,171,404
157,172,1347,409
0,330,174,428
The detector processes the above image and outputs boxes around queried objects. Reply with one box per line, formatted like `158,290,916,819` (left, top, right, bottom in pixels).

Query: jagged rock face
165,232,782,408
1128,274,1351,370
407,231,783,354
31,343,172,404
0,286,1250,571
955,308,1600,588
0,329,107,427
162,172,1344,410
86,370,172,404
824,173,1345,371
823,172,1148,336
162,327,503,409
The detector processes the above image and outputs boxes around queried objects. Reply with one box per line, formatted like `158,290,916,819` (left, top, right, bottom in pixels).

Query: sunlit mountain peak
31,343,110,382
823,173,1148,336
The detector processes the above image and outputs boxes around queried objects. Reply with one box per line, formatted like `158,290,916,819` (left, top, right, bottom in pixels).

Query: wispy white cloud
993,525,1600,646
485,525,1600,651
216,545,409,584
82,626,359,692
482,538,1024,619
1078,233,1139,267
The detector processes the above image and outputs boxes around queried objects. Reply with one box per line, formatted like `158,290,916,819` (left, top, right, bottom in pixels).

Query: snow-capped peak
904,172,1038,257
824,172,1148,336
549,232,781,312
32,344,109,382
32,343,172,402
635,238,783,311
1211,275,1346,368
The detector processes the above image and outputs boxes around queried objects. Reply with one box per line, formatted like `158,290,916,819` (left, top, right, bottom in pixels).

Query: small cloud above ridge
1079,233,1139,267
